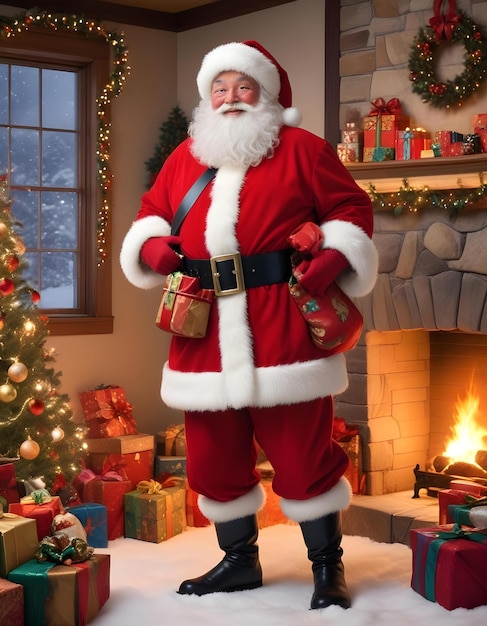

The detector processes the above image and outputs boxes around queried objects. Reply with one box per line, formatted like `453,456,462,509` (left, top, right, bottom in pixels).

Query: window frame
0,27,113,336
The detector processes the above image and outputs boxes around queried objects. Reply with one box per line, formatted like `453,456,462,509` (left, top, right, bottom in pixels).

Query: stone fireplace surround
334,162,487,498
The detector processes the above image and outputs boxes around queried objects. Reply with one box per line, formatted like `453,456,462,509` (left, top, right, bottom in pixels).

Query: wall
0,0,326,435
340,0,487,137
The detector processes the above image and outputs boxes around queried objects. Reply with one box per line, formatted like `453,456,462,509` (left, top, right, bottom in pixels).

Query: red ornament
0,278,15,295
7,255,19,271
28,398,45,416
31,289,41,303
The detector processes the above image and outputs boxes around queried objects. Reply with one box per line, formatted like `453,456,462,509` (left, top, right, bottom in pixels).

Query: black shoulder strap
171,168,217,236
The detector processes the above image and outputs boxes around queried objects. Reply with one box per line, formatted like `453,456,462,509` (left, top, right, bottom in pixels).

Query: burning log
444,461,487,478
475,450,487,472
428,454,487,478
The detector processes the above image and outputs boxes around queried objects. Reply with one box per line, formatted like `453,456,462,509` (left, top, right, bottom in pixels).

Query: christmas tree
145,104,189,188
0,174,85,492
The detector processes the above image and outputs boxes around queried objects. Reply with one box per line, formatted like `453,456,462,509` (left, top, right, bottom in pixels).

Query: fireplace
335,199,487,496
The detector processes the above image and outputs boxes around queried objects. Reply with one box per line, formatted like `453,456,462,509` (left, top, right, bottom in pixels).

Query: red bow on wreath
368,97,402,116
429,0,460,43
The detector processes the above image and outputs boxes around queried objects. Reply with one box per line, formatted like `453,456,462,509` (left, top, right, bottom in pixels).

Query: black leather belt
182,249,292,296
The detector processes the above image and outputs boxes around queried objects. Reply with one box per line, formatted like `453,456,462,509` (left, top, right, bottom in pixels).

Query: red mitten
140,236,182,275
295,248,349,296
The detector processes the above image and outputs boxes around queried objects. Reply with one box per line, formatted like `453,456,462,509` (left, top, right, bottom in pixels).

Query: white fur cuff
280,477,352,523
197,483,266,523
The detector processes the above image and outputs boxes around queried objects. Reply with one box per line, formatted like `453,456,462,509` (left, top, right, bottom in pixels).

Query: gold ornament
8,361,28,383
0,222,7,237
0,383,17,402
19,436,40,460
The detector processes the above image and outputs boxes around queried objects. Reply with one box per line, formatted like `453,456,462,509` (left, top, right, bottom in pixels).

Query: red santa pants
184,397,349,503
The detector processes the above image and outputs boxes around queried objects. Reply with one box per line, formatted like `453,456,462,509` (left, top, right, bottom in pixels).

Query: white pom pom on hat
196,40,302,127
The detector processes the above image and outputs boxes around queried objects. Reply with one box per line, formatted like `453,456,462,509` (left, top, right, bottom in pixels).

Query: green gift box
124,481,186,543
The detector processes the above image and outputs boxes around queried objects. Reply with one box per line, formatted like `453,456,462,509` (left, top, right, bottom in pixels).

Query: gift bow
21,488,52,505
94,396,134,422
77,468,125,483
428,0,460,43
137,474,183,494
368,97,402,116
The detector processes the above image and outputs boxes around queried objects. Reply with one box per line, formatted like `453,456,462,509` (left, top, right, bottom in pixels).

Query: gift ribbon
21,489,52,505
368,98,402,148
77,468,125,484
403,128,413,160
429,0,460,43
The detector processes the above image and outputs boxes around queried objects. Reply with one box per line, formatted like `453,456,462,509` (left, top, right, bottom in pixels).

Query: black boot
178,514,263,596
299,512,351,610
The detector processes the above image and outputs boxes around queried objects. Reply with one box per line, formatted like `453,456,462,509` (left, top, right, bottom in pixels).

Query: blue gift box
68,503,108,548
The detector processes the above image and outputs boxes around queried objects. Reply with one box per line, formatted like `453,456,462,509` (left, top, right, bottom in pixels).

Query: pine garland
145,105,189,188
368,176,487,217
408,10,487,108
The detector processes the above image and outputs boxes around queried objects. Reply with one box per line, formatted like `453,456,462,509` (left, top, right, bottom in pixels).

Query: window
0,27,113,335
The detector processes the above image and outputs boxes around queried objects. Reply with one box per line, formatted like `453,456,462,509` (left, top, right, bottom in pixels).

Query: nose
224,88,239,103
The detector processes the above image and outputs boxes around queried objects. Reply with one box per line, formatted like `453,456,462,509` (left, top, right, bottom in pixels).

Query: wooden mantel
346,154,487,194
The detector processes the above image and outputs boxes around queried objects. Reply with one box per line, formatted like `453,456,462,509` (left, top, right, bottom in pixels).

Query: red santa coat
120,126,377,412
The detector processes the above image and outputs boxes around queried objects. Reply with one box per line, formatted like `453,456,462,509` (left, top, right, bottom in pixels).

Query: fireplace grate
413,463,487,498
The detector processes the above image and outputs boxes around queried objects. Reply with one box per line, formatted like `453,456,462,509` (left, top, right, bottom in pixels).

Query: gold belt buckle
210,253,245,296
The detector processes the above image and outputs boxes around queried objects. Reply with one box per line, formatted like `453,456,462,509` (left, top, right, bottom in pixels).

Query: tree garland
368,176,487,218
0,8,130,263
408,10,487,108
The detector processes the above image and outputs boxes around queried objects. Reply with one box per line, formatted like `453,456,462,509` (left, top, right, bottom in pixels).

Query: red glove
140,236,182,275
295,248,349,296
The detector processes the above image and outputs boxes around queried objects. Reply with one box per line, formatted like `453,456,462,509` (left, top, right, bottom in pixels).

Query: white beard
189,98,283,169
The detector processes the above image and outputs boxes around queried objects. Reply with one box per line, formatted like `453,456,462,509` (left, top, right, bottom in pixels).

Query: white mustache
217,102,253,114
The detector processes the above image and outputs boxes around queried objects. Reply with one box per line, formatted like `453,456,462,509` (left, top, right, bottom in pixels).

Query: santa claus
120,40,377,610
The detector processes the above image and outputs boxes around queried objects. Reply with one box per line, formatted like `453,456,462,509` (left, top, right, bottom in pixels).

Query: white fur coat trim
320,220,378,298
161,353,348,411
119,215,171,289
280,477,352,522
198,483,266,523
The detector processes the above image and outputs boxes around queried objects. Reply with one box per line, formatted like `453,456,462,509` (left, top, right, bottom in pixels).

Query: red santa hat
196,40,302,127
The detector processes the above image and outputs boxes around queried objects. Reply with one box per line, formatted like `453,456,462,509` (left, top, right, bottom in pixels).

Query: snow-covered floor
91,523,487,625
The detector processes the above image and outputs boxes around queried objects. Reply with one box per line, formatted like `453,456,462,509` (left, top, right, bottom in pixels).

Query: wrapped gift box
395,128,431,160
438,481,487,524
8,553,110,626
68,503,108,547
85,434,154,489
81,479,132,540
0,577,23,626
363,146,395,162
158,423,186,456
79,384,138,438
410,525,487,610
338,434,364,495
0,463,20,508
0,513,39,577
124,481,186,543
337,143,361,163
450,479,487,496
363,113,410,149
185,482,210,528
154,455,187,478
9,495,63,541
341,123,362,144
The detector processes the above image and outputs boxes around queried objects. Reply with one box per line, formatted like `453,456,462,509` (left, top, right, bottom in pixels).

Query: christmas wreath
408,0,487,108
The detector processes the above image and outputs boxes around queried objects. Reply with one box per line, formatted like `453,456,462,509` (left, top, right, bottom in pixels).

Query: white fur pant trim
280,477,352,523
198,483,266,524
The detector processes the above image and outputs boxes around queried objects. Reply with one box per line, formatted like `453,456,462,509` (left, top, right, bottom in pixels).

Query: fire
444,383,487,465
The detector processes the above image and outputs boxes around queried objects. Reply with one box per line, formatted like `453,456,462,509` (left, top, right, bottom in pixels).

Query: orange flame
444,383,487,465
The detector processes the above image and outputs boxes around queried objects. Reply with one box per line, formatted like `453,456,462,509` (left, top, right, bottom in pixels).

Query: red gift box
79,384,138,438
395,128,431,160
85,434,154,489
0,463,20,508
363,99,409,150
0,577,23,626
83,477,132,540
9,495,63,541
438,489,470,524
411,525,487,610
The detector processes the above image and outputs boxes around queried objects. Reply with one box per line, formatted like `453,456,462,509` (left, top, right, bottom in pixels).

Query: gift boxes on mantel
363,97,410,162
337,122,363,164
